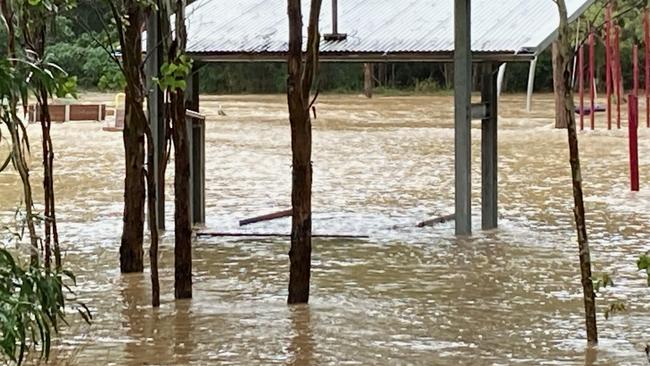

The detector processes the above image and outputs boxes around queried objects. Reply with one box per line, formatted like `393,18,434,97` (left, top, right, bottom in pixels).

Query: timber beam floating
417,214,456,228
197,232,369,239
239,209,292,226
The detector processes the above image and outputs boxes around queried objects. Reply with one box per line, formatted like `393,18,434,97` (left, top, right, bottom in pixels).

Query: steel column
526,57,537,112
481,64,498,230
454,0,472,235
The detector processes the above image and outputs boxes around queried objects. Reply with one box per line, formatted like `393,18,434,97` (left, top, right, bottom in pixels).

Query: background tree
157,0,193,300
20,0,76,271
286,0,323,304
105,0,148,273
1,0,40,265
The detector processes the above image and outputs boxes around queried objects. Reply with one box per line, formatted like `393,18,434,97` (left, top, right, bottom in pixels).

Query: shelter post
146,9,166,230
454,0,472,235
190,65,205,225
481,63,498,230
526,57,537,112
185,64,205,225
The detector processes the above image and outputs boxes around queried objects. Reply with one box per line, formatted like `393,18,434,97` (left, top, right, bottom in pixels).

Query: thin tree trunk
39,90,53,270
555,0,598,346
553,40,569,128
145,122,160,307
172,0,192,300
287,0,322,305
172,90,192,299
40,89,62,271
119,2,147,273
1,2,39,266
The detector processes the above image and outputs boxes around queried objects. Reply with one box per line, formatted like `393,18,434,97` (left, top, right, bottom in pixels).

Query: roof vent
323,0,347,41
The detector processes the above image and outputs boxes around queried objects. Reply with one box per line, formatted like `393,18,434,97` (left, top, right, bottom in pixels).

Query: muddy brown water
1,93,649,365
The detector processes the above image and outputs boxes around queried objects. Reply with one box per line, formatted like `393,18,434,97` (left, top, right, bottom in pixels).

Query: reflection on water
1,93,649,365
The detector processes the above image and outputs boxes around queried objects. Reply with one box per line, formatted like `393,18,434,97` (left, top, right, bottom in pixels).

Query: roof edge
189,51,536,63
534,0,597,56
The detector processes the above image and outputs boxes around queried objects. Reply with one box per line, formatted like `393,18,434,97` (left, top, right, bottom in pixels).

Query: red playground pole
579,45,585,130
634,44,639,97
615,25,623,129
629,94,639,191
644,8,650,127
606,5,613,129
589,32,596,130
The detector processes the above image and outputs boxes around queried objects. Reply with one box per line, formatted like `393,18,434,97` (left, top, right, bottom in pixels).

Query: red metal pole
606,5,613,129
629,94,639,191
645,8,650,127
579,45,585,130
589,32,596,130
634,44,639,97
615,25,622,129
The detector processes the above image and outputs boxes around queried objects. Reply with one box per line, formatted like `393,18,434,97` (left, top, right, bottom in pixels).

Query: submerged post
145,9,165,230
189,66,205,225
629,94,639,191
481,64,498,230
454,0,472,235
526,57,537,112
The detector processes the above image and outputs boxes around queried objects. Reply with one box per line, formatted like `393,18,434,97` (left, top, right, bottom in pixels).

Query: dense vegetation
45,0,646,95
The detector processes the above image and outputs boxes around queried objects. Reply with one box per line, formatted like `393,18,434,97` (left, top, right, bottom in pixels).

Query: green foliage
47,34,123,91
637,252,650,286
414,78,443,94
604,301,626,320
156,55,193,91
592,272,627,320
0,247,91,365
592,272,615,293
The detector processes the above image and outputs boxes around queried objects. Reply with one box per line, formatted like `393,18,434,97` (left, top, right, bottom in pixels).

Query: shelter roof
184,0,594,62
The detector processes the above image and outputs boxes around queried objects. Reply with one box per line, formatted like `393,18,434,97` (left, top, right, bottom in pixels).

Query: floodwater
1,93,650,365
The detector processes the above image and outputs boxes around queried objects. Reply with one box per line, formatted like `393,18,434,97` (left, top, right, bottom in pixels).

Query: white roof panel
184,0,593,61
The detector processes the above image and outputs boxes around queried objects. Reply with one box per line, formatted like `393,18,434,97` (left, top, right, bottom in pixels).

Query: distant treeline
196,60,551,94
37,0,647,94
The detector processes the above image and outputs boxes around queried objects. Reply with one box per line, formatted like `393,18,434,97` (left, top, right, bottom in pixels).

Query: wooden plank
186,109,206,121
196,232,369,239
416,214,455,228
239,209,292,226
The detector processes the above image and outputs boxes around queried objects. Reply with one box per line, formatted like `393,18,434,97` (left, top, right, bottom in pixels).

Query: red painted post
615,25,622,129
628,94,639,191
644,8,650,127
589,32,596,130
634,44,639,97
579,45,585,130
606,5,613,129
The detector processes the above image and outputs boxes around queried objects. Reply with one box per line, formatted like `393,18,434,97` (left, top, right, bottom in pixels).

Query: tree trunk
38,90,55,270
555,0,598,346
172,90,192,299
553,41,569,129
287,0,322,305
363,63,373,98
119,3,146,273
145,123,160,307
172,0,192,300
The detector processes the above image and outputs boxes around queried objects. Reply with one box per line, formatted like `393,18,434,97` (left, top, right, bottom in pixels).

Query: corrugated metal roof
184,0,593,60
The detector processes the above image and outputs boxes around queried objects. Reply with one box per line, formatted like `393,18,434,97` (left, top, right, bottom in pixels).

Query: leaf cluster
637,253,650,286
156,54,193,91
0,248,91,365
